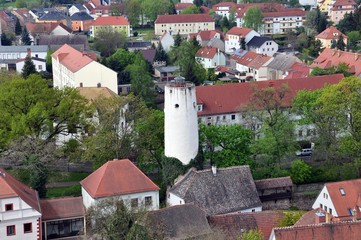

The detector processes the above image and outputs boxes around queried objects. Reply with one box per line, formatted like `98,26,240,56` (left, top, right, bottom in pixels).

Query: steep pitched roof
70,12,94,21
155,14,213,24
169,166,261,215
0,168,41,213
234,51,272,69
196,46,218,59
266,54,301,71
40,197,85,221
146,204,212,239
91,16,129,26
255,176,293,190
331,0,356,9
80,159,160,198
196,74,344,116
273,221,361,240
52,44,94,72
263,8,306,17
315,26,347,40
311,48,361,76
208,211,284,240
197,29,223,41
247,36,272,48
38,35,88,49
26,22,72,35
39,11,68,21
226,27,252,37
285,62,311,79
140,48,156,63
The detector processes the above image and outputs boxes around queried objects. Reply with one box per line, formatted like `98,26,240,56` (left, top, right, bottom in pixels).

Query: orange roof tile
233,51,272,69
197,29,222,41
26,22,72,35
316,26,347,40
91,16,129,26
226,27,252,37
52,44,93,73
175,3,193,10
155,14,213,24
294,208,329,226
263,9,306,17
0,168,41,213
80,159,160,198
196,74,344,116
196,46,218,58
40,197,85,221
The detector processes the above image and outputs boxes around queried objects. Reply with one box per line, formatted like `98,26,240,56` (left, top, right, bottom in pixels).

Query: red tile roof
208,211,284,240
52,44,94,73
40,197,85,221
0,168,41,213
196,74,344,116
26,22,72,35
263,9,306,17
197,29,223,41
316,26,347,40
175,3,193,10
233,51,272,69
294,208,329,226
226,26,252,37
91,16,129,26
80,159,160,198
311,48,361,76
332,0,356,7
155,14,213,24
213,1,237,10
196,46,218,58
236,3,286,18
273,221,361,240
285,62,311,79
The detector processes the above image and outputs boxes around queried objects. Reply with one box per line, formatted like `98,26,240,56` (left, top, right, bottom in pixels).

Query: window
231,115,235,120
145,196,152,207
5,204,13,211
320,203,323,209
131,198,138,208
324,206,327,211
252,209,255,212
348,208,353,216
38,65,42,70
340,188,346,196
24,223,32,233
329,208,333,215
7,225,15,236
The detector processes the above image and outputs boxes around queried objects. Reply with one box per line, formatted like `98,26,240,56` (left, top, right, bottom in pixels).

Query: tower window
175,104,179,108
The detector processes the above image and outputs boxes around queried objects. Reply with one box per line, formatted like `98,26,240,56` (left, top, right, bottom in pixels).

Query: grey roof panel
0,45,48,53
247,36,271,48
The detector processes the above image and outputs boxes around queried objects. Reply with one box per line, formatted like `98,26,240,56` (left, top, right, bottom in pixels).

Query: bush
133,31,138,37
278,211,305,227
290,160,312,184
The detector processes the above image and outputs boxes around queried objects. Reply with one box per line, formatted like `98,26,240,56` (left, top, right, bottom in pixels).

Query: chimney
315,211,326,224
27,48,31,57
97,83,101,88
211,165,217,176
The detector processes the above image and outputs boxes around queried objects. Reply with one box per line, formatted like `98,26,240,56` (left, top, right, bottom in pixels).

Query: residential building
154,66,179,81
70,12,94,32
318,0,333,12
175,3,194,14
89,16,130,38
0,168,41,240
311,48,361,77
26,22,73,44
261,9,306,35
247,36,278,56
37,35,89,51
315,26,347,48
52,44,118,94
167,166,262,215
265,54,303,79
284,62,311,79
207,38,225,52
0,11,15,33
29,8,57,21
69,3,87,16
16,56,46,73
213,1,237,19
181,0,194,3
154,14,215,36
80,159,160,210
188,29,223,46
0,45,48,72
140,48,156,65
11,8,32,26
225,27,260,53
330,0,357,24
196,46,226,68
36,11,71,28
145,204,212,239
127,40,152,52
293,208,330,227
159,31,175,52
312,179,361,221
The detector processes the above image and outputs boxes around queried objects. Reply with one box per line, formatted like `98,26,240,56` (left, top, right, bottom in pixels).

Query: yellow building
315,26,347,48
318,0,333,13
154,14,215,36
90,16,130,38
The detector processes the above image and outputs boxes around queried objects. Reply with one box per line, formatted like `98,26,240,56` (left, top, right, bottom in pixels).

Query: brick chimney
27,48,31,58
315,211,326,224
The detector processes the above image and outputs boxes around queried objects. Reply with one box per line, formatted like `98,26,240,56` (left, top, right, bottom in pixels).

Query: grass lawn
46,185,82,199
132,28,156,41
0,0,40,9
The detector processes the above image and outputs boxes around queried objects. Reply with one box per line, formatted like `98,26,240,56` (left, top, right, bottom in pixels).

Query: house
318,0,333,12
0,168,41,240
0,10,15,33
140,48,156,65
233,50,272,81
167,166,262,215
247,36,278,57
69,3,87,16
284,62,311,79
37,11,71,28
212,1,237,19
70,12,94,32
188,29,223,46
89,16,130,38
265,54,303,80
11,8,32,26
207,38,225,52
26,22,73,44
80,159,160,210
16,56,46,73
154,14,215,36
40,197,85,240
0,45,48,72
311,48,361,77
29,8,57,21
196,46,226,69
159,31,174,52
254,176,293,210
127,40,152,52
37,35,89,51
154,66,180,81
312,179,361,221
260,9,306,35
175,3,194,14
208,211,284,240
52,44,118,94
225,27,260,53
270,220,361,240
145,204,212,239
330,0,357,24
315,26,347,48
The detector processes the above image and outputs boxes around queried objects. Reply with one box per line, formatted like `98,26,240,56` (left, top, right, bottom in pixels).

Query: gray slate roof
207,38,225,52
39,11,68,21
266,54,301,71
169,166,261,215
0,45,48,53
254,176,293,190
146,204,212,240
73,3,86,11
38,35,89,50
70,12,93,21
247,36,272,48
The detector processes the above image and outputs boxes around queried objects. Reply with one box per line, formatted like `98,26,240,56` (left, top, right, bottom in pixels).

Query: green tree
142,0,173,22
27,154,48,198
154,43,168,63
46,49,54,73
243,7,263,32
290,160,312,184
1,32,12,46
220,16,230,31
22,55,37,78
15,18,22,35
240,37,246,50
199,124,253,167
305,7,328,35
194,0,203,7
240,229,264,240
174,32,182,47
15,0,27,8
337,12,357,34
330,39,336,49
336,35,346,50
125,0,142,27
181,5,200,14
92,29,128,57
21,26,31,45
347,31,361,51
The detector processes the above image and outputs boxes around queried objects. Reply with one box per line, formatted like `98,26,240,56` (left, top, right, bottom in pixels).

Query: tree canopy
92,29,128,57
243,7,263,32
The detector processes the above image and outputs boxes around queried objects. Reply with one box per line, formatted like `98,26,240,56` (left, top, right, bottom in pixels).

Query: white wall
69,5,80,16
240,206,262,213
0,216,40,240
161,33,175,52
249,41,278,57
168,193,185,206
16,59,46,73
312,186,338,216
52,26,72,35
225,30,260,53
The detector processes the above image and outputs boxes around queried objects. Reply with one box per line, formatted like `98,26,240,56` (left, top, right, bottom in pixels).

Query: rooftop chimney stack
27,48,31,58
315,211,326,224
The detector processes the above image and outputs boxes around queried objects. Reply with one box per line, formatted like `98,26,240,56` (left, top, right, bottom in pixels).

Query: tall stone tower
164,76,199,165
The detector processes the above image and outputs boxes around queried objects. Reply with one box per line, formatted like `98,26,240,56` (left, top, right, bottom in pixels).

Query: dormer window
340,188,345,196
197,104,203,112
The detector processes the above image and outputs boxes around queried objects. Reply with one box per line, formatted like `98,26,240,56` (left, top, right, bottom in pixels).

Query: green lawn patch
46,185,82,199
47,171,89,183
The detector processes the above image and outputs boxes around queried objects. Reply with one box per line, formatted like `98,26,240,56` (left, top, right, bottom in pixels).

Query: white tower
164,76,199,165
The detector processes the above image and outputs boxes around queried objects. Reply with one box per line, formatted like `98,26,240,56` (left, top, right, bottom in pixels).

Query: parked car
296,148,313,156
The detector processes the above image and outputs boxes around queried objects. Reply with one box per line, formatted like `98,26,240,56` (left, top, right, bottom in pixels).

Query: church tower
164,76,199,165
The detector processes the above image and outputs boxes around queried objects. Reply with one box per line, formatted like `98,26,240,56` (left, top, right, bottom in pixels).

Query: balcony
280,19,296,23
280,25,295,29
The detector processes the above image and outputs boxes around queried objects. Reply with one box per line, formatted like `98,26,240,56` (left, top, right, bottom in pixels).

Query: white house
213,1,237,19
160,32,175,52
167,165,262,215
80,159,160,210
69,3,87,16
312,179,361,220
246,36,278,57
225,27,260,53
195,46,226,68
0,168,41,240
16,57,46,73
52,44,118,94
